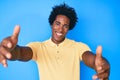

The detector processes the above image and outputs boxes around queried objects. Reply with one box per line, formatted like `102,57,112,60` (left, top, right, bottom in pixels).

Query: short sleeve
76,42,91,60
27,42,41,61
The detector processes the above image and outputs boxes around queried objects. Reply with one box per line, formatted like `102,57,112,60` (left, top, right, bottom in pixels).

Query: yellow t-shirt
27,38,91,80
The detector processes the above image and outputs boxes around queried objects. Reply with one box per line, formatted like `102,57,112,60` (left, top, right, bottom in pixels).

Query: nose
58,25,64,32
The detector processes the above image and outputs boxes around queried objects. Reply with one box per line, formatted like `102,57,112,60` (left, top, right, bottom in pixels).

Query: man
0,3,110,80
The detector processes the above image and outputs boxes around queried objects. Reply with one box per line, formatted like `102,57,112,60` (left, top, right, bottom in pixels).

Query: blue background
0,0,120,80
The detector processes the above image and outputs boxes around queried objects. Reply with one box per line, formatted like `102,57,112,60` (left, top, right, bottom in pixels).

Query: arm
10,45,33,61
82,46,110,80
82,51,96,69
0,25,33,67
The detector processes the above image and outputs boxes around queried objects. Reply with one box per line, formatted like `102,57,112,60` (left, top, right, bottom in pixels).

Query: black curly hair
48,3,78,30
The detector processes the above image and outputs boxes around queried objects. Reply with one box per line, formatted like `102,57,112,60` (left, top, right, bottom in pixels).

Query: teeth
56,32,62,36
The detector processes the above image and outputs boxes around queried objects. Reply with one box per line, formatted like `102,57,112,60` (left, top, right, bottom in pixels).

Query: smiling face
51,15,70,44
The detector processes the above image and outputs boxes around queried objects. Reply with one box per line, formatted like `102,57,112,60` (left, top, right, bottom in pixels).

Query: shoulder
27,42,41,46
67,38,91,50
66,38,87,46
26,42,43,49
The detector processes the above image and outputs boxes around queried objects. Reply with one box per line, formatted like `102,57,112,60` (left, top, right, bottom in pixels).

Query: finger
92,75,98,79
97,66,103,73
93,71,109,80
97,63,106,73
0,55,8,67
95,46,103,72
12,25,20,39
0,46,11,59
98,72,109,79
2,59,8,67
100,62,110,73
1,39,12,48
7,42,12,48
96,45,102,59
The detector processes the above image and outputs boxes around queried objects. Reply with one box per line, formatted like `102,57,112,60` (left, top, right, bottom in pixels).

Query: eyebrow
55,20,69,26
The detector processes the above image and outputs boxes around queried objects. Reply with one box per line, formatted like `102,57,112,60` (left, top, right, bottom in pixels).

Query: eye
55,21,60,26
63,25,69,29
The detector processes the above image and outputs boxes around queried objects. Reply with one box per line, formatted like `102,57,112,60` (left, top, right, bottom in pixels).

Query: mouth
56,32,63,37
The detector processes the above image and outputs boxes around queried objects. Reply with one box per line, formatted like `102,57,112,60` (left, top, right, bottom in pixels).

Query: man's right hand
0,25,20,67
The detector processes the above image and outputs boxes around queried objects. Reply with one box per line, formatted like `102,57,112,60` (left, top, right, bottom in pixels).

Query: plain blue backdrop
0,0,120,80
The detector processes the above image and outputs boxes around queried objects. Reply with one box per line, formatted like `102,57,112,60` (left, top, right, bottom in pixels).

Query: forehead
55,15,70,24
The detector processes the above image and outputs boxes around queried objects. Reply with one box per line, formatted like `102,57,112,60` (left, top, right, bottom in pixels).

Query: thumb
96,45,102,59
95,45,103,72
12,25,20,39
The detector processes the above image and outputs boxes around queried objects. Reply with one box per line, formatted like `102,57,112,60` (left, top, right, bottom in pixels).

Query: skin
0,15,110,80
51,15,70,44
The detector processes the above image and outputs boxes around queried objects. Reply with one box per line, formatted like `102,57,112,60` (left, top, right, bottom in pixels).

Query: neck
51,38,65,45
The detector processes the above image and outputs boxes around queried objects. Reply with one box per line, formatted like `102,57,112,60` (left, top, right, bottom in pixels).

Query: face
51,15,70,44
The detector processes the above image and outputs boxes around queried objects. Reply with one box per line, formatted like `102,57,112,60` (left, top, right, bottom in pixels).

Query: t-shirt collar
47,38,68,47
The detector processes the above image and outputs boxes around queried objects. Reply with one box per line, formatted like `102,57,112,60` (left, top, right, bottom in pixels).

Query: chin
57,37,65,41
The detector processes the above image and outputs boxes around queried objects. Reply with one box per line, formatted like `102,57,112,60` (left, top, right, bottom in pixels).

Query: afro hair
48,3,78,30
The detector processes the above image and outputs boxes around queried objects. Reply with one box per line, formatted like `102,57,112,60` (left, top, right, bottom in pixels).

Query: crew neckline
46,38,69,47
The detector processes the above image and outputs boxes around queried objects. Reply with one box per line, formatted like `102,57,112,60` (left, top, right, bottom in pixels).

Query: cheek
52,27,57,35
52,27,56,33
52,25,57,30
64,29,69,34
